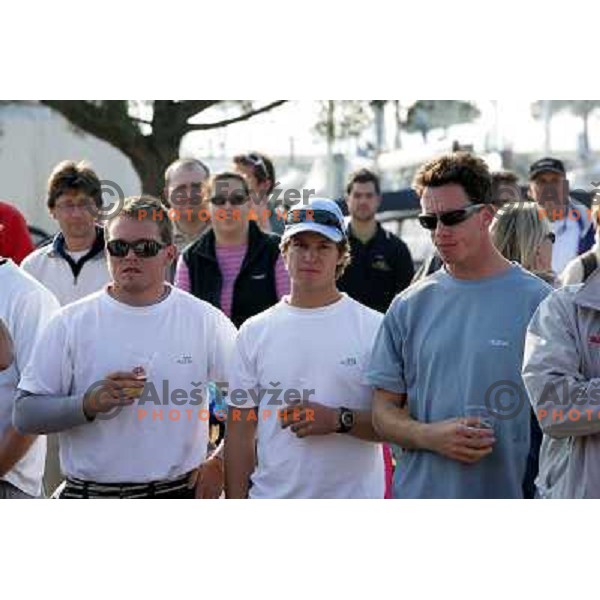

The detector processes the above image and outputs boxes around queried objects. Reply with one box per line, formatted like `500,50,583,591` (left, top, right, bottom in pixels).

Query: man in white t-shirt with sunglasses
15,196,236,499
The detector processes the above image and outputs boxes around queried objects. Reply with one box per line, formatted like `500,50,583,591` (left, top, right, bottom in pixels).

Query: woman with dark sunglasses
175,172,290,329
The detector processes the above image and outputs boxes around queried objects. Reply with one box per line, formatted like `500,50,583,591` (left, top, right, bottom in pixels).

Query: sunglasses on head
210,192,248,206
418,203,486,230
243,153,269,178
286,208,345,233
106,239,166,258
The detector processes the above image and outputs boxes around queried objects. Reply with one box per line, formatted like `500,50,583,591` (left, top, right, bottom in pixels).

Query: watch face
341,410,354,428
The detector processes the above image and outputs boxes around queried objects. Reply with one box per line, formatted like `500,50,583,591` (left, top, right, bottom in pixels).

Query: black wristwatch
336,407,355,433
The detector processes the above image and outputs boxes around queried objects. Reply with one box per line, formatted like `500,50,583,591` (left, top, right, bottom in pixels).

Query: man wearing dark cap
528,157,594,276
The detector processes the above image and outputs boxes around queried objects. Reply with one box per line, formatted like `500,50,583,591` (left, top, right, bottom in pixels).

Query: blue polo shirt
366,264,551,498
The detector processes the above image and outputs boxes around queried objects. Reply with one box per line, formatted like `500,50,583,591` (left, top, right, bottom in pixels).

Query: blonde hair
490,202,552,272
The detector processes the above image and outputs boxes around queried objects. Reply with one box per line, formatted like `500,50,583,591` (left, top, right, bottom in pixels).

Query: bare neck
215,225,249,247
63,230,97,253
350,218,377,242
288,284,342,309
176,219,208,239
445,242,512,281
108,283,169,307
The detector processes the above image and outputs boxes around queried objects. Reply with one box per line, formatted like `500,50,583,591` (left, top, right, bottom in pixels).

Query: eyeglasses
418,204,485,230
286,208,345,233
106,239,166,258
54,199,96,213
210,192,248,206
546,232,556,244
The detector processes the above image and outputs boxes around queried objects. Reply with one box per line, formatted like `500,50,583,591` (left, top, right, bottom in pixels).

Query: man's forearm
348,410,382,442
0,318,13,371
224,413,257,499
0,426,37,478
13,389,91,434
372,389,430,450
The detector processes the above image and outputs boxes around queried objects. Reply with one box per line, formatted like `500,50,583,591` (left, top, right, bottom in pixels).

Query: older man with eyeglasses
367,152,552,499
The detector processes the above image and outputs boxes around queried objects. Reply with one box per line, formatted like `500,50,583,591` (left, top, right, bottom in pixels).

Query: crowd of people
1,148,599,499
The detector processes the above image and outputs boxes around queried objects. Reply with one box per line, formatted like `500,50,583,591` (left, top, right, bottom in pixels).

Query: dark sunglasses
210,192,248,206
286,208,345,233
546,232,556,244
418,203,485,230
106,239,166,258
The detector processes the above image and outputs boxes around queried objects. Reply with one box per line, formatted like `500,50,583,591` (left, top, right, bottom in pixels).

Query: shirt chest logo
489,339,509,348
339,357,358,367
589,333,600,346
371,256,391,272
176,354,193,365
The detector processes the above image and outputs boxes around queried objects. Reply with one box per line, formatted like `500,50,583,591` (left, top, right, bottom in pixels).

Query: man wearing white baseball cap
225,198,385,499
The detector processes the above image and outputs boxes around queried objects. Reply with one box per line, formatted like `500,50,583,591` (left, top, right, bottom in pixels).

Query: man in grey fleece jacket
523,268,600,498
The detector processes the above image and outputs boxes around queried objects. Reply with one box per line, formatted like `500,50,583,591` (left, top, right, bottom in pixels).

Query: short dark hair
491,170,522,207
105,195,173,246
412,152,492,205
164,157,210,185
47,160,102,209
233,152,276,194
346,168,381,195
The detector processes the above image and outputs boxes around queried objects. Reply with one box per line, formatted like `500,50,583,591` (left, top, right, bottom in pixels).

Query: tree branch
39,100,143,153
185,100,287,131
176,100,222,121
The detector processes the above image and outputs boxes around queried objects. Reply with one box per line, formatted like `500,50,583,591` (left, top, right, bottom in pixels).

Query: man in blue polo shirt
367,152,551,499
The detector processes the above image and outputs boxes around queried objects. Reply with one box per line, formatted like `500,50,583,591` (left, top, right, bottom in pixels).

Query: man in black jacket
338,169,414,313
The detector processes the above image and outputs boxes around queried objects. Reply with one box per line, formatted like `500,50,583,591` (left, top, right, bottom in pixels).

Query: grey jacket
523,269,600,498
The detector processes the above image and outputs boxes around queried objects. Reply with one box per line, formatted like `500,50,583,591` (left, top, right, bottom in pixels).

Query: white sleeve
13,288,59,378
226,325,260,409
18,312,73,396
207,310,237,390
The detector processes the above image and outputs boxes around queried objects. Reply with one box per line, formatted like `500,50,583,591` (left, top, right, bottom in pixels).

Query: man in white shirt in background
15,196,236,499
21,160,111,305
225,198,384,499
21,160,111,494
527,157,594,277
0,257,59,499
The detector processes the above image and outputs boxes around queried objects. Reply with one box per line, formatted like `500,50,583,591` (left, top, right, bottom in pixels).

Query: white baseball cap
281,197,346,243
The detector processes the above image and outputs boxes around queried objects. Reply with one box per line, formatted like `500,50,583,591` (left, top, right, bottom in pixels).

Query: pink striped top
174,245,290,319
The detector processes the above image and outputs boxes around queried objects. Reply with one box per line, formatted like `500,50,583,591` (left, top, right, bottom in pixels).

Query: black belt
61,471,194,499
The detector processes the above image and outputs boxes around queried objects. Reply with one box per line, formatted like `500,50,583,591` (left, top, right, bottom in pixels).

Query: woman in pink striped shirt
175,172,290,328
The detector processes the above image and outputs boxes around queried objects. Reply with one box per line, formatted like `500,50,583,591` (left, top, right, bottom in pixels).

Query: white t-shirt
0,260,59,496
19,286,236,483
552,216,580,276
227,294,385,499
